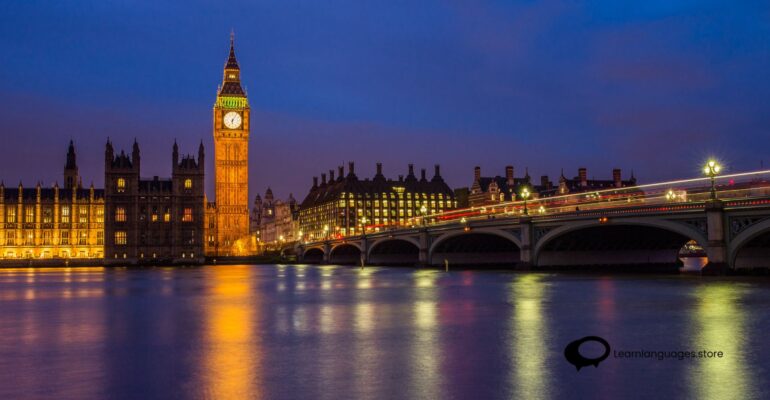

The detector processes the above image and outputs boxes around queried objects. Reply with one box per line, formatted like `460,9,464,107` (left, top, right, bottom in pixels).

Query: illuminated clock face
223,111,242,129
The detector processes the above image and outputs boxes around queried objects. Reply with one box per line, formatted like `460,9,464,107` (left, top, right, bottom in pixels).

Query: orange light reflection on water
202,266,262,400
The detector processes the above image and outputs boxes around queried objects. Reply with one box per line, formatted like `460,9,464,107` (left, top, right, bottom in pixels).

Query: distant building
469,166,547,207
0,141,104,260
468,166,637,207
252,189,298,245
546,167,637,197
103,140,205,264
454,187,470,209
299,162,456,241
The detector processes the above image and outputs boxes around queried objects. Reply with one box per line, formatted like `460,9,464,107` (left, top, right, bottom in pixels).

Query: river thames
0,265,768,399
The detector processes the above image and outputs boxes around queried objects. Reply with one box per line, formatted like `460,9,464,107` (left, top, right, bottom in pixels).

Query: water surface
0,265,768,399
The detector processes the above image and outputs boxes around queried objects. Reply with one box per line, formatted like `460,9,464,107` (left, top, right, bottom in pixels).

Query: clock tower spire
211,31,251,256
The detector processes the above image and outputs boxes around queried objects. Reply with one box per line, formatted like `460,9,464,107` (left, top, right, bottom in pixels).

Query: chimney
329,169,335,182
613,168,622,188
579,167,587,187
541,175,549,189
348,161,355,177
312,176,318,188
474,166,481,181
408,164,415,176
338,165,344,180
398,175,404,182
321,173,327,185
506,165,514,186
421,168,427,181
434,164,442,179
376,162,383,175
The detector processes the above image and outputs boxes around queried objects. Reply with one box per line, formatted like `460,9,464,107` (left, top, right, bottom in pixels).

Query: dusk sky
1,1,769,201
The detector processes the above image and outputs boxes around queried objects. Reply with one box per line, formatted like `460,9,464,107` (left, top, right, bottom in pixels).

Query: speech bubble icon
564,336,611,371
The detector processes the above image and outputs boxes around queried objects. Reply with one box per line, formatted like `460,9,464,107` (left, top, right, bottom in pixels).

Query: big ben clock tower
213,32,250,255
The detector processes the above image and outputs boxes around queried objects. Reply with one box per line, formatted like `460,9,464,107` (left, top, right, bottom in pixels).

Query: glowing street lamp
665,189,676,202
703,160,721,200
520,187,531,216
323,224,330,239
360,217,369,236
420,204,428,226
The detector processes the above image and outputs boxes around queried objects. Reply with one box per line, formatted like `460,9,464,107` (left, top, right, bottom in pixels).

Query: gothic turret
64,140,79,189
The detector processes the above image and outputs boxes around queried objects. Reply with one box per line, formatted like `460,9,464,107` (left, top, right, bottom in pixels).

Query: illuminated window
117,178,126,192
6,208,16,223
163,208,170,222
184,179,192,189
61,206,70,223
95,206,104,223
79,207,88,223
115,231,127,245
42,230,52,245
115,207,126,222
5,232,15,246
60,230,69,245
183,208,193,222
24,231,34,245
79,231,87,245
97,231,104,245
42,207,53,223
25,206,34,223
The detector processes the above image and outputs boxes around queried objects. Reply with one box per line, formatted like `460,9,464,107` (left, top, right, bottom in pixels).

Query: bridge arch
429,228,521,267
533,218,707,269
729,218,770,269
329,243,362,265
302,247,325,264
367,238,421,266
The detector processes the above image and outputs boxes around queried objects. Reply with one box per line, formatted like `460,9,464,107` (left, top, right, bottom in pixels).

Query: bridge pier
322,242,331,264
702,200,729,275
360,237,369,266
418,230,429,267
516,216,533,270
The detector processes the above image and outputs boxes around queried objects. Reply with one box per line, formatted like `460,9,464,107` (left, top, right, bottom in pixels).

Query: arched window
184,179,192,189
117,178,126,192
115,207,126,222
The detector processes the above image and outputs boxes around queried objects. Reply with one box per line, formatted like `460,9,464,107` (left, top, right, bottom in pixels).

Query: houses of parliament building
0,34,252,263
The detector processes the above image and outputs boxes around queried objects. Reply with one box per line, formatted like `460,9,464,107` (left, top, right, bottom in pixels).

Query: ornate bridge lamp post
520,187,531,216
323,224,330,240
360,217,369,236
420,204,428,226
665,189,677,202
703,160,721,200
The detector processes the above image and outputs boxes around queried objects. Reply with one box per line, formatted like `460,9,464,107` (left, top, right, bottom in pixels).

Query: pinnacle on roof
225,30,239,70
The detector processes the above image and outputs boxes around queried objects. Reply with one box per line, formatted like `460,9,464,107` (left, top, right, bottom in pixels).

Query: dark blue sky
1,1,769,201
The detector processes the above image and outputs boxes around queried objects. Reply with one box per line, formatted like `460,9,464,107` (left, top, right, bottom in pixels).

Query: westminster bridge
296,169,770,274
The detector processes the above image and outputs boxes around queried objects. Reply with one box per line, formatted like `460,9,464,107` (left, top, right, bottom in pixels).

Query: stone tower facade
104,140,205,264
211,33,251,256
